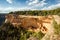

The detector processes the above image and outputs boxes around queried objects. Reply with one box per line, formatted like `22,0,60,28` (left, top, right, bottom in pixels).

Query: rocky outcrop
5,14,60,34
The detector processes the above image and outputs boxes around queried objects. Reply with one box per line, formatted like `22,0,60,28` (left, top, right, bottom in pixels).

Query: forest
9,8,60,16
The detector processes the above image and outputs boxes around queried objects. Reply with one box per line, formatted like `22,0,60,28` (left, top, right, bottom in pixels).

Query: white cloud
0,6,33,13
28,0,38,5
28,0,46,5
26,0,47,8
42,3,60,10
6,0,13,4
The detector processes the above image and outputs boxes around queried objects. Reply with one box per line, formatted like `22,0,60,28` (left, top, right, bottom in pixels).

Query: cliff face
5,14,60,34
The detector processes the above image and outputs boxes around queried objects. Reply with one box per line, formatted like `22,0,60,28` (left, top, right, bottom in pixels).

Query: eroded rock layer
5,14,60,34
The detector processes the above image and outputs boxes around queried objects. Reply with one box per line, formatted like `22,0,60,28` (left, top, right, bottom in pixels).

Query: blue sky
0,0,60,13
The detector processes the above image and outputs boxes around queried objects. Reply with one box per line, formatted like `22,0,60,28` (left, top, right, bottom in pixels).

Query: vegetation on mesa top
9,8,60,16
53,20,60,35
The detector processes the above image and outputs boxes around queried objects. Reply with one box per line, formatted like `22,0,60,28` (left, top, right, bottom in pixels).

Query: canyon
5,14,60,34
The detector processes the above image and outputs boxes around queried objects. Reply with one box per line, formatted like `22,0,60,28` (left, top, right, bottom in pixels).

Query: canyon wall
5,14,60,34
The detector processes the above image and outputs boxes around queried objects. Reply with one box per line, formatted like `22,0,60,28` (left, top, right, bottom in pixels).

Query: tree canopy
9,8,60,16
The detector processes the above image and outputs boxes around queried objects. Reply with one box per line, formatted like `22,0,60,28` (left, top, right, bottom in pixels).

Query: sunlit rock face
5,14,60,34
